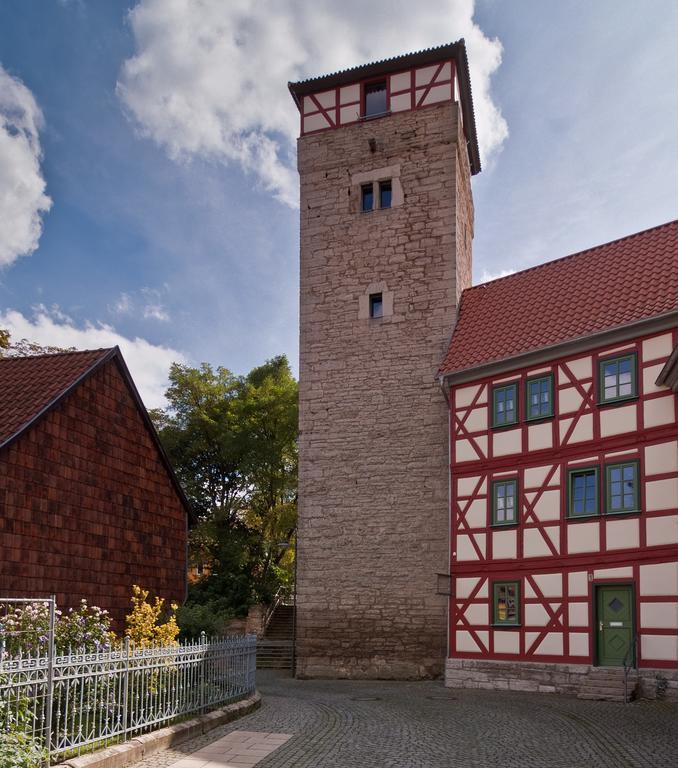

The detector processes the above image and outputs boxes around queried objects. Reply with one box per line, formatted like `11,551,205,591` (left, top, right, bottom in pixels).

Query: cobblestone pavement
136,671,678,768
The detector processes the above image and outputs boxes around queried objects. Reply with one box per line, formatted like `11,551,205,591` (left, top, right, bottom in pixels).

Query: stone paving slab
135,671,678,768
167,731,292,768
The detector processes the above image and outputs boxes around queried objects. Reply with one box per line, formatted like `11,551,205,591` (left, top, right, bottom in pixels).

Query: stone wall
296,101,473,678
446,657,678,702
0,359,187,629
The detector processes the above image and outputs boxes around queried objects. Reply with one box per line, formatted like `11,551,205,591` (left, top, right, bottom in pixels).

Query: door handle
599,621,603,632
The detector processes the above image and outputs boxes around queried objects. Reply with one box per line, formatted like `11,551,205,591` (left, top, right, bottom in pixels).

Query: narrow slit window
364,80,387,117
369,293,383,318
379,180,392,209
361,184,374,212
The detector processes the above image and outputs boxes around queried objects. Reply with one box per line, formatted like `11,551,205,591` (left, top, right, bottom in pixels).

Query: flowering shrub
125,586,179,647
0,731,47,768
0,600,115,656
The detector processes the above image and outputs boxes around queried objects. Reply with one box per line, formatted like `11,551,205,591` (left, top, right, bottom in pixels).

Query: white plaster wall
464,498,487,528
455,630,482,653
559,387,583,414
644,395,676,428
456,534,484,561
315,89,336,109
641,634,678,662
533,489,561,521
389,72,410,92
525,603,551,626
641,602,678,629
568,571,589,596
640,562,678,596
605,518,639,550
533,573,563,597
339,84,360,103
593,566,633,579
534,632,563,656
493,631,520,654
390,93,411,113
464,603,489,625
456,576,486,599
421,83,452,105
645,441,678,475
568,522,600,554
457,476,485,497
492,529,517,559
646,514,678,546
645,478,678,511
464,407,488,432
569,632,589,656
304,113,332,132
493,428,522,457
528,422,552,451
600,404,637,437
523,528,555,558
524,465,555,488
642,333,673,361
455,384,485,408
568,602,589,627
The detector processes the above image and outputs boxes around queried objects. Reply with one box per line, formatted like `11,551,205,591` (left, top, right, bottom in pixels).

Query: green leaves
152,355,298,632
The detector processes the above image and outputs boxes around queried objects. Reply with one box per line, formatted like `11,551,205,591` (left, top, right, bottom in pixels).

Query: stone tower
289,40,481,678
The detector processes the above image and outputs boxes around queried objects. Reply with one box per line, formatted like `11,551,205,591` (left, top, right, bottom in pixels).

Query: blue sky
0,1,677,406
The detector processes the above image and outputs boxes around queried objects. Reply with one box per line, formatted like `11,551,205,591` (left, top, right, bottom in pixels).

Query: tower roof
289,40,481,175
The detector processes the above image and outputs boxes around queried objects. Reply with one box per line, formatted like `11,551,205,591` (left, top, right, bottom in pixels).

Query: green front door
595,584,634,667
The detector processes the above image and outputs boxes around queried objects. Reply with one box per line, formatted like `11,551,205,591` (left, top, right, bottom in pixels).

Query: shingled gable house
0,347,190,627
290,39,678,699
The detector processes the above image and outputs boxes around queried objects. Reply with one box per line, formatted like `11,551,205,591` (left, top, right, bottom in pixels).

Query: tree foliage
151,356,298,635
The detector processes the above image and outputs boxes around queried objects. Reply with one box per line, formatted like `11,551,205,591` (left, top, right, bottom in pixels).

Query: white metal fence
0,601,257,764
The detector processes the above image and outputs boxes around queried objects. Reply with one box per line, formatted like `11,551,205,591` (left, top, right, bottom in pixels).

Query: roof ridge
288,39,463,87
470,216,678,292
0,347,113,362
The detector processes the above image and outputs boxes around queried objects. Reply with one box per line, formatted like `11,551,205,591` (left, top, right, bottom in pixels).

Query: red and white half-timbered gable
440,220,678,699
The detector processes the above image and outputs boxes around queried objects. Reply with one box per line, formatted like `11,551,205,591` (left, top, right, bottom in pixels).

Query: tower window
361,184,374,212
379,180,392,209
369,293,383,318
364,81,387,117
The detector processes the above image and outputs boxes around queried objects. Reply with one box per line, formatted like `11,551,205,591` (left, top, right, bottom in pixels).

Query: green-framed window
568,466,599,518
605,460,640,515
492,382,518,427
492,479,518,526
599,353,637,404
526,374,554,420
493,581,520,626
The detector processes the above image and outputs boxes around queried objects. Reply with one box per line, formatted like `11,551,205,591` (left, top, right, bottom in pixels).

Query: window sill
566,513,600,522
491,623,522,629
490,421,520,431
597,395,639,408
525,414,555,424
490,522,519,529
604,509,642,517
359,110,392,121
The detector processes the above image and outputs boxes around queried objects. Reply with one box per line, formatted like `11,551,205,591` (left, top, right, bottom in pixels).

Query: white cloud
117,0,507,207
110,287,171,322
0,306,186,408
0,65,52,266
479,266,516,284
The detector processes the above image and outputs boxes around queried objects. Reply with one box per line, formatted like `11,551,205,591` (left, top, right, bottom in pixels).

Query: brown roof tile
0,348,113,446
439,219,678,376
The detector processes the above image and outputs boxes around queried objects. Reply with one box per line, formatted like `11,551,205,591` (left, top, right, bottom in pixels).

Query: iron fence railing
0,629,256,764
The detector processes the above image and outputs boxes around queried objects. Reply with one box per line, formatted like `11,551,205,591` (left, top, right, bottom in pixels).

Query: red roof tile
440,219,678,376
0,348,113,446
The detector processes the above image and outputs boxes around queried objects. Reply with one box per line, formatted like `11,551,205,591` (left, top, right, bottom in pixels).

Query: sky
0,1,677,407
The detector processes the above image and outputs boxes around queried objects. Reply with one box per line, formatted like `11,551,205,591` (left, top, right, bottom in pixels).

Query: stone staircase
256,602,294,670
576,667,638,702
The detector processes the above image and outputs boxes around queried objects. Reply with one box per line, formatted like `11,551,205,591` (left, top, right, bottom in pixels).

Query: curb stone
52,692,261,768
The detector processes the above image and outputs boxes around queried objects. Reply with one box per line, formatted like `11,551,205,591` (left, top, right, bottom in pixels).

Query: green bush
0,732,47,768
176,600,235,640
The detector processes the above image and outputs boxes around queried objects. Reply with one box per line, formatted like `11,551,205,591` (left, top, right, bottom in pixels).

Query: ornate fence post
44,596,57,767
200,632,207,713
122,636,131,738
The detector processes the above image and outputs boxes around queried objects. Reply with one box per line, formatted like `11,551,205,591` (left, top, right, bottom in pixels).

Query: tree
151,356,298,636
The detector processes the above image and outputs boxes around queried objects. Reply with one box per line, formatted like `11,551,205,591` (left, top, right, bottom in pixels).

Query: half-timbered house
439,221,678,699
